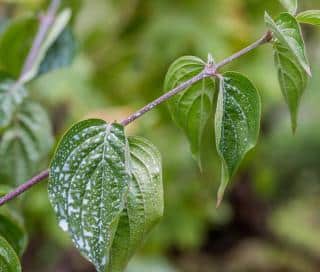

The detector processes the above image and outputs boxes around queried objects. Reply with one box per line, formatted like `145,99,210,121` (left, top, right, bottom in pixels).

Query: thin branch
19,0,61,83
120,72,209,126
0,30,273,207
0,170,49,206
215,31,273,70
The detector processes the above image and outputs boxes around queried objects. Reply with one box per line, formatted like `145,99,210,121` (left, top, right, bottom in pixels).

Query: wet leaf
0,79,27,130
0,100,53,185
108,136,163,272
215,72,261,205
48,119,130,272
164,56,215,168
0,236,21,272
296,10,320,26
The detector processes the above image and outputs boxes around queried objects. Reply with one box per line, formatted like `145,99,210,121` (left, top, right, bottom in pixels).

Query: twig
0,30,273,207
0,170,49,206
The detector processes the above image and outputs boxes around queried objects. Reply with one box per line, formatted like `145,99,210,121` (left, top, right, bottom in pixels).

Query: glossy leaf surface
49,119,130,272
215,72,261,205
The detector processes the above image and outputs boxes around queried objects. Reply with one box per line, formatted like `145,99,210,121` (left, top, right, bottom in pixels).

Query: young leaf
0,17,38,78
108,136,163,272
0,79,27,129
279,0,298,15
0,208,27,257
48,119,130,272
265,12,311,76
296,10,320,26
164,56,215,168
21,9,73,82
274,43,308,132
0,236,21,272
215,72,261,205
0,100,53,185
265,12,310,131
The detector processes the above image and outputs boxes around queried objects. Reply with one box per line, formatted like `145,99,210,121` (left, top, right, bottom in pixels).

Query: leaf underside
164,56,215,168
0,100,53,185
0,79,26,130
108,136,163,272
215,72,261,205
0,236,21,272
296,10,320,26
49,119,130,272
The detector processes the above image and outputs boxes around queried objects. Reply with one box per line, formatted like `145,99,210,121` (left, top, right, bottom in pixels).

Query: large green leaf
0,236,21,272
0,80,27,130
215,72,261,205
265,12,311,76
279,0,298,15
296,10,320,26
0,100,53,185
273,43,308,132
265,12,310,131
164,56,214,167
0,208,27,257
108,136,163,272
48,119,130,272
0,17,38,78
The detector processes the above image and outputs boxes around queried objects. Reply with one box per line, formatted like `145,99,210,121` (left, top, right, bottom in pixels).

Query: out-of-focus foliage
1,0,320,271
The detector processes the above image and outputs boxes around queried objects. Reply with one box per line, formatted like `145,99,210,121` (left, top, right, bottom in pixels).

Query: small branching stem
0,29,273,207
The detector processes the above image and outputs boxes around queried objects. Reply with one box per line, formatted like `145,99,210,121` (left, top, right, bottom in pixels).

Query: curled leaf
164,56,215,168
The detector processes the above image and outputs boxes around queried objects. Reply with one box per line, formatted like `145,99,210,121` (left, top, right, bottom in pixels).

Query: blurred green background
2,0,320,271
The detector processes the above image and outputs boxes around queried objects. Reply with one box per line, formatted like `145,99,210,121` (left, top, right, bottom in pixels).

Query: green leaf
108,136,163,272
0,208,27,257
265,12,311,76
164,56,215,168
273,43,308,132
296,10,320,26
21,9,73,82
265,11,310,131
0,79,27,130
38,27,76,76
279,0,298,15
48,119,130,272
215,72,261,205
0,16,38,78
0,236,21,272
0,100,53,185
